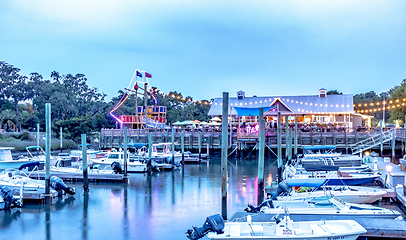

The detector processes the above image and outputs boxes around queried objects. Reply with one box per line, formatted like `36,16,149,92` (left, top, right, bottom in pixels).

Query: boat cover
304,164,340,172
125,143,147,149
302,145,337,151
19,161,40,170
285,178,327,187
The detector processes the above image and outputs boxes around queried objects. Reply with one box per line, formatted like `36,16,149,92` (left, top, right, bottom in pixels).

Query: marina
0,156,405,239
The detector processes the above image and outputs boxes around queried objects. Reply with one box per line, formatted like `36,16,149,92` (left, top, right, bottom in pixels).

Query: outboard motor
50,176,76,196
244,199,274,213
268,180,291,200
1,186,21,209
186,214,224,240
111,161,123,174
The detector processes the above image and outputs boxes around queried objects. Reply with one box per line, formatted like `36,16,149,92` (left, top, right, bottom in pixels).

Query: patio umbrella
211,117,221,122
172,121,183,126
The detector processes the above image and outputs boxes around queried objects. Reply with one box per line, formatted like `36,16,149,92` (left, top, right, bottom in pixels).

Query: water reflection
0,209,21,228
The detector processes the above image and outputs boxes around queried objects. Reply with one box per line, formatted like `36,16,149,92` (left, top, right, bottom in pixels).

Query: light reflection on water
0,157,402,240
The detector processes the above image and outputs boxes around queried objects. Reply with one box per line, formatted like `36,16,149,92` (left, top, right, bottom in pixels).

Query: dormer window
237,90,245,100
319,88,327,98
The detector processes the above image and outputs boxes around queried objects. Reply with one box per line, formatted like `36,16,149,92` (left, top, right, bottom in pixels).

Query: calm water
0,157,403,240
0,157,278,240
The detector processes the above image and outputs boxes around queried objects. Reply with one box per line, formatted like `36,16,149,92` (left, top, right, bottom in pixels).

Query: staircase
350,129,393,155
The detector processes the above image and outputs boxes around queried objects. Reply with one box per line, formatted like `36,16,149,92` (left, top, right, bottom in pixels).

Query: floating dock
27,171,128,183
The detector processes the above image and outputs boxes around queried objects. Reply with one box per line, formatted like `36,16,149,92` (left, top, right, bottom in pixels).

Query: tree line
0,61,210,141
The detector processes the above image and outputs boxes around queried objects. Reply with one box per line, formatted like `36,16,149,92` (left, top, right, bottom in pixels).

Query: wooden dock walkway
229,212,406,238
27,171,128,183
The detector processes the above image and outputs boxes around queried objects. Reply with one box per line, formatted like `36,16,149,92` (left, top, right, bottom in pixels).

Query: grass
0,135,78,152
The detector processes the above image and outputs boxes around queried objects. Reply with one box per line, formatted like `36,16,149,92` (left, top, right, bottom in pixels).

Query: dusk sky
1,0,405,102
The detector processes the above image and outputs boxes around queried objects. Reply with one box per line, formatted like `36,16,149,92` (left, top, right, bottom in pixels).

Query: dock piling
82,134,89,191
45,103,51,205
294,116,297,157
258,108,265,205
277,108,282,182
123,127,128,178
171,127,175,167
148,133,152,174
221,92,229,220
181,130,185,165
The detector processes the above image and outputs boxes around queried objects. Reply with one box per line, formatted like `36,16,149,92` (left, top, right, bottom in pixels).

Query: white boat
0,171,74,201
206,215,366,240
0,147,30,170
276,185,387,204
26,146,59,167
151,143,182,166
92,150,147,173
297,145,363,168
283,164,380,186
246,196,402,219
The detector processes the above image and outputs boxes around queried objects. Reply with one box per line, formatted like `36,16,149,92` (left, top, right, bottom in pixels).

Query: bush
18,131,32,141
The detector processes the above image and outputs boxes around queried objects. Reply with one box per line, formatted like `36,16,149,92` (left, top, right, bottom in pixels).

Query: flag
145,72,152,78
136,71,143,78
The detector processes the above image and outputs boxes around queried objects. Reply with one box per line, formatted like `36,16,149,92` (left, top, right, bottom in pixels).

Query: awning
232,106,276,116
285,178,327,187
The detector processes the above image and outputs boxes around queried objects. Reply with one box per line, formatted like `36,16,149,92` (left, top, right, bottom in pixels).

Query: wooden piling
123,127,128,177
221,92,229,220
380,120,383,157
277,109,282,168
392,128,396,162
198,132,202,160
37,123,40,154
60,127,63,153
45,103,51,204
147,133,152,174
258,108,265,205
181,130,185,165
82,134,89,191
171,127,175,166
294,116,298,157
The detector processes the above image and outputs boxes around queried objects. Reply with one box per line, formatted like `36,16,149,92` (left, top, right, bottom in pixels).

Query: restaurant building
208,89,373,134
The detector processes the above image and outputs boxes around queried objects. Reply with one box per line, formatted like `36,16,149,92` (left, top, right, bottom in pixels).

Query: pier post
60,126,63,152
172,127,175,167
45,103,51,204
345,130,348,154
144,83,148,128
198,131,202,160
258,108,265,205
392,128,396,162
380,120,383,157
82,134,89,191
147,133,152,174
123,127,128,178
181,130,185,165
221,92,229,220
37,123,40,153
277,108,282,182
294,116,298,157
287,128,292,161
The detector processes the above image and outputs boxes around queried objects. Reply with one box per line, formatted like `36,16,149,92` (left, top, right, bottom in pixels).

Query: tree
387,79,406,124
0,62,30,132
327,90,342,95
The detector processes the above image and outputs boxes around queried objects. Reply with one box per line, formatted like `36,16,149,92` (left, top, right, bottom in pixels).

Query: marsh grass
0,134,78,152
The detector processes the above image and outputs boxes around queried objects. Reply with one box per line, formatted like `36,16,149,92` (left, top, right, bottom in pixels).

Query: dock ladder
350,129,393,155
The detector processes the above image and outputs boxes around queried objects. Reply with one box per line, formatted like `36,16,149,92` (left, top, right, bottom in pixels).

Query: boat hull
0,160,31,170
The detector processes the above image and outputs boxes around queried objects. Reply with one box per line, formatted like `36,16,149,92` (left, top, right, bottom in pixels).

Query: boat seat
247,215,263,236
228,225,241,237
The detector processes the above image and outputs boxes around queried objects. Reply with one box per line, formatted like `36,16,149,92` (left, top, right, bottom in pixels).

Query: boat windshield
108,154,121,159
